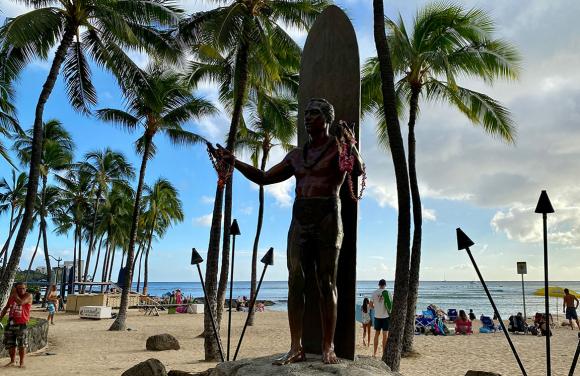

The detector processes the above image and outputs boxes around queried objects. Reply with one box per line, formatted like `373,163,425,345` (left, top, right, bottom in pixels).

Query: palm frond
63,41,97,114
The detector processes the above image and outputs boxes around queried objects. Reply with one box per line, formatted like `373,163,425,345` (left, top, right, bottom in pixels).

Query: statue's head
305,98,334,136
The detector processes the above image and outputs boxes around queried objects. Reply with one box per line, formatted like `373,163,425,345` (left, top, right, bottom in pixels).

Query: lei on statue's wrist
207,146,234,189
336,121,366,201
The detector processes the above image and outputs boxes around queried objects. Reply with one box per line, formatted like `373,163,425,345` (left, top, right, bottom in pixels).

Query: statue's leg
273,219,306,365
314,205,343,364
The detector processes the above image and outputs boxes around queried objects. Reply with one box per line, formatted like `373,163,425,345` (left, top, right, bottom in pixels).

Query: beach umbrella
533,287,578,321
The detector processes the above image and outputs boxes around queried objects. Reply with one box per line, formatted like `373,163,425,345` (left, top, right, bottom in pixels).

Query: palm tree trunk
373,1,412,371
91,234,104,282
77,226,82,282
107,243,116,283
205,36,250,360
216,34,250,328
0,26,76,306
24,229,43,282
101,236,110,283
131,241,144,280
83,189,101,285
72,226,78,290
41,216,52,305
1,206,24,272
110,132,152,331
0,206,15,262
216,180,232,325
136,247,144,292
204,184,224,360
143,214,157,296
248,146,269,327
402,88,423,354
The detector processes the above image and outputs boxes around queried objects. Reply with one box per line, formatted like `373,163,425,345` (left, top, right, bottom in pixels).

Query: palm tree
0,0,183,303
181,2,323,358
0,170,27,272
140,178,184,296
235,92,296,326
79,148,135,285
13,119,74,291
96,63,215,331
363,3,520,355
55,168,92,284
0,78,21,167
97,182,134,286
372,0,411,371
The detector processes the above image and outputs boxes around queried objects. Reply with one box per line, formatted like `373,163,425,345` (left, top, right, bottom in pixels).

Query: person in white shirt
369,279,391,358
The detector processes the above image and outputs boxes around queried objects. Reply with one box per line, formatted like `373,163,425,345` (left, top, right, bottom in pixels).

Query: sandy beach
2,307,579,375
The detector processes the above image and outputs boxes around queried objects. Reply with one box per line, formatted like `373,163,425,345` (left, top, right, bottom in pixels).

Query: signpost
517,262,527,319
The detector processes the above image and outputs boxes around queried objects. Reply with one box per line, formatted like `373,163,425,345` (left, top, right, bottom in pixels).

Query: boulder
122,358,167,376
465,371,502,376
198,355,401,376
168,371,197,376
146,333,181,351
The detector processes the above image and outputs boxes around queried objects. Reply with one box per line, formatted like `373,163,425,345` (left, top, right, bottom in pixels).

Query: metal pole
233,264,268,361
466,248,527,376
568,333,580,376
227,235,236,361
542,213,551,376
521,273,527,320
195,264,225,362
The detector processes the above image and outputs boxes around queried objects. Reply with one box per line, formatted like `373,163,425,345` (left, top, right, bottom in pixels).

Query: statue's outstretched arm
234,158,294,186
351,145,364,177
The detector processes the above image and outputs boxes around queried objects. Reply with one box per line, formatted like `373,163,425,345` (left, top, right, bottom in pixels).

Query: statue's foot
273,348,306,365
322,349,340,364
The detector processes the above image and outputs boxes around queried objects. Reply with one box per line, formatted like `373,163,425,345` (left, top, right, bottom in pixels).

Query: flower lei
337,121,366,201
206,143,233,189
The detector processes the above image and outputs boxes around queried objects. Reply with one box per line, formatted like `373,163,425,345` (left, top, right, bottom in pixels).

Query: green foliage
362,1,521,148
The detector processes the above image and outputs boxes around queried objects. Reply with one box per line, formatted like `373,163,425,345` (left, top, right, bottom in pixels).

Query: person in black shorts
563,288,580,331
370,279,391,357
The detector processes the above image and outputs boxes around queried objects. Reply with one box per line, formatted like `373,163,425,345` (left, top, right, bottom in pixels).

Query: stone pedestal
194,355,401,376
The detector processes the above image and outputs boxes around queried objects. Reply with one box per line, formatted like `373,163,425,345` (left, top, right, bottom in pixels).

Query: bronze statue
212,98,363,365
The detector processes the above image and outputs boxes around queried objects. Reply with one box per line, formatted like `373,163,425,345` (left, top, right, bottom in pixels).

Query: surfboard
297,5,360,360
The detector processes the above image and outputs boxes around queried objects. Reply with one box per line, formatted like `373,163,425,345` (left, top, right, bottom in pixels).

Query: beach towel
382,290,392,314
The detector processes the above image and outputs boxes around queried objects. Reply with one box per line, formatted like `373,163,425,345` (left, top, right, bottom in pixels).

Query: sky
0,0,579,282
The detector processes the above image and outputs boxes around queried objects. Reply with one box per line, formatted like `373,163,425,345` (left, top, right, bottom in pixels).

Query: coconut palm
97,182,134,285
139,178,184,296
0,78,21,167
54,168,93,284
0,170,27,272
96,63,215,330
235,91,296,326
181,2,324,357
0,0,183,303
13,119,74,288
79,148,135,285
185,34,301,330
363,3,520,355
372,0,411,371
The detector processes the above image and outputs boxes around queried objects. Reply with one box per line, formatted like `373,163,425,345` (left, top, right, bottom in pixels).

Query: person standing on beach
0,282,32,368
46,285,59,325
370,279,391,357
563,288,580,330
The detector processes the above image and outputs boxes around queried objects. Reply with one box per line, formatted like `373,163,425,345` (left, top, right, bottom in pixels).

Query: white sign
517,262,527,275
79,306,112,319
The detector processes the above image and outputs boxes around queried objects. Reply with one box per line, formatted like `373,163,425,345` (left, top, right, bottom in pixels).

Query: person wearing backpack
370,279,392,357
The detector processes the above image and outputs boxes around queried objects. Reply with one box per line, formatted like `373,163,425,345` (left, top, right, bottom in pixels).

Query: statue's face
305,101,327,136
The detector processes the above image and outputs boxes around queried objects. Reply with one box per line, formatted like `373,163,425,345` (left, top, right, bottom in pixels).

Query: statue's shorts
287,197,343,273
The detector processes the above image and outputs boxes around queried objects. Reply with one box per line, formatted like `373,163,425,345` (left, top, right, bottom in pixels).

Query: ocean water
135,280,580,318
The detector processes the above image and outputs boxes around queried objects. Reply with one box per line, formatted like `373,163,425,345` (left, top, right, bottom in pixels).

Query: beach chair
447,309,458,322
415,310,437,334
479,315,497,333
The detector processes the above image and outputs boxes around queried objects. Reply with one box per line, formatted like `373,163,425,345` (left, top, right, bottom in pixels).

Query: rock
465,371,502,376
168,371,200,376
146,333,181,351
122,358,167,376
201,355,401,376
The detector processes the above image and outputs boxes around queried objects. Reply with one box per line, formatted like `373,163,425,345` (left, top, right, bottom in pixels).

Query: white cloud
201,195,215,204
192,213,213,227
264,179,294,208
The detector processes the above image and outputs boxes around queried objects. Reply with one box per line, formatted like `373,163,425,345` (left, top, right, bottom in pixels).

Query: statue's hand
215,144,236,166
337,121,356,145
